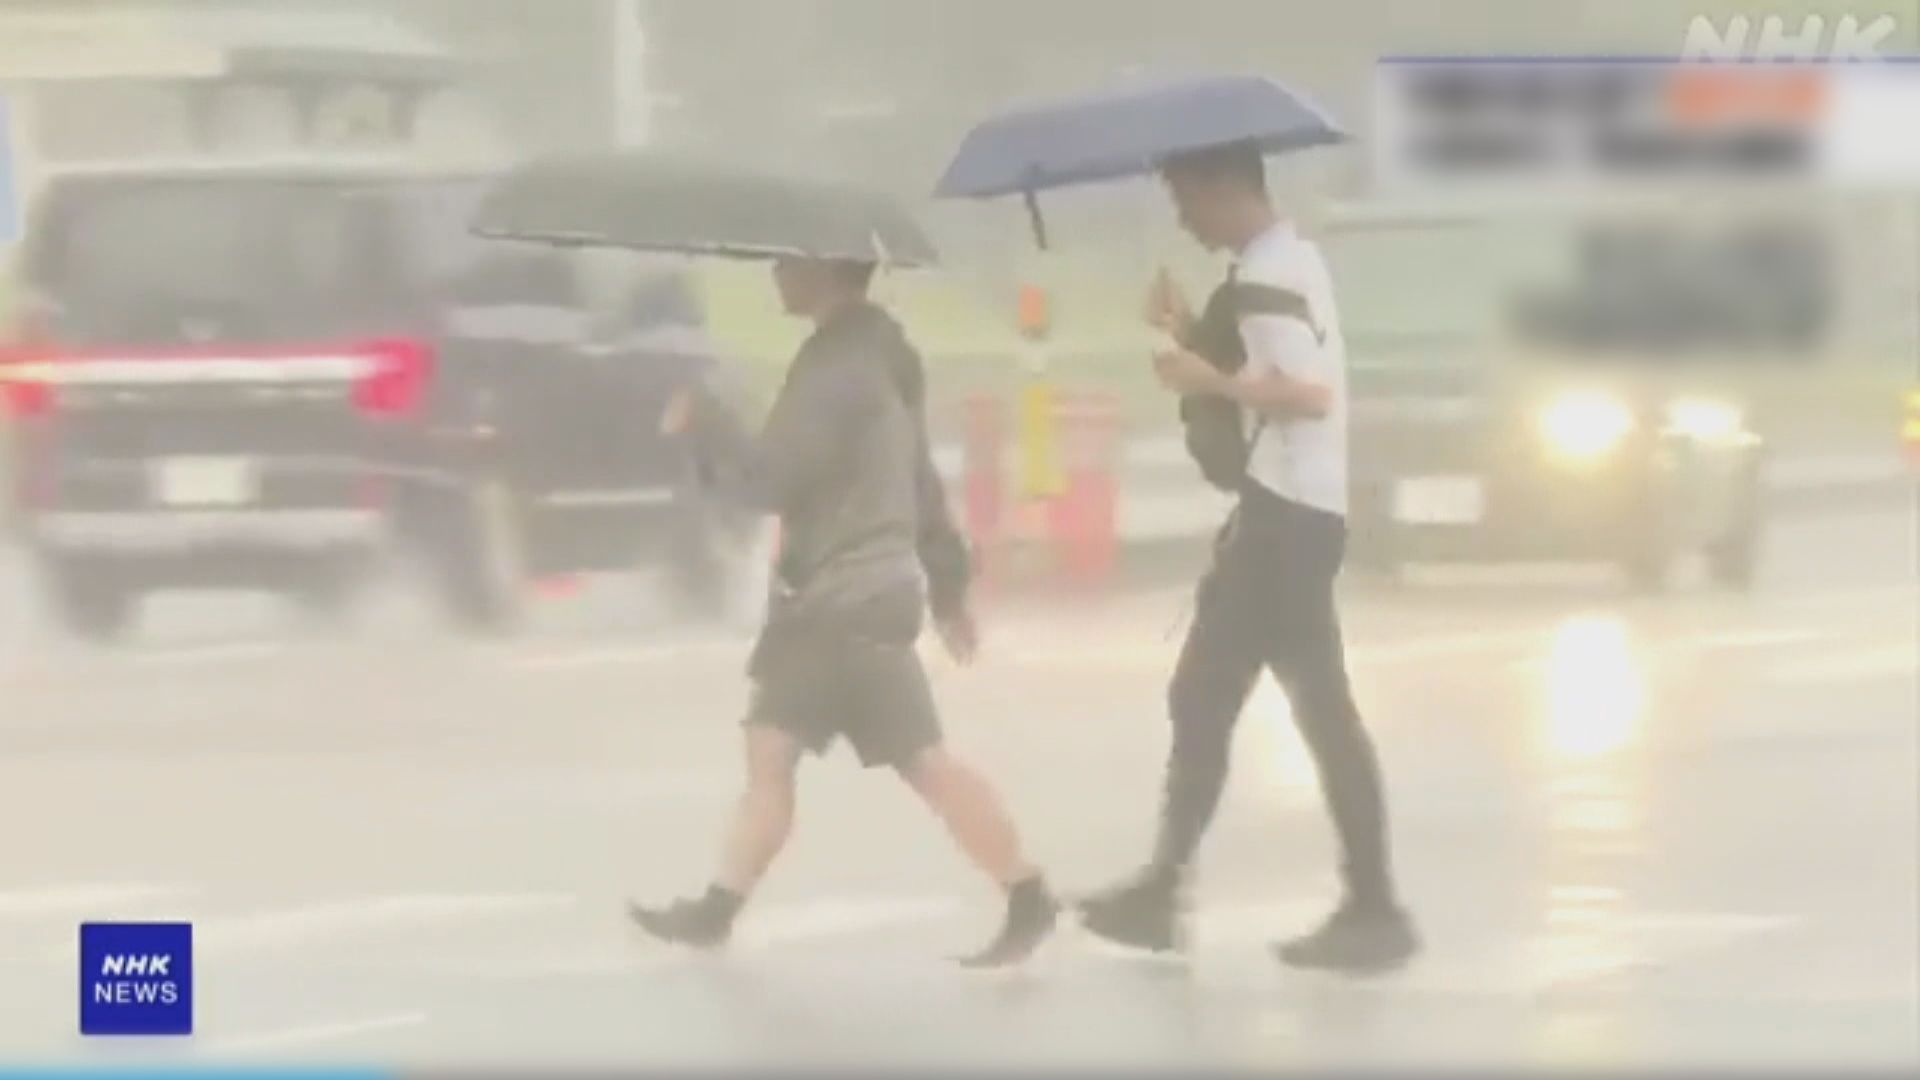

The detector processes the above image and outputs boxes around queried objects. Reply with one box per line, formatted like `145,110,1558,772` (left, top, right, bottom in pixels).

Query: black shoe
625,895,734,950
1076,871,1185,955
1273,900,1419,975
959,876,1060,969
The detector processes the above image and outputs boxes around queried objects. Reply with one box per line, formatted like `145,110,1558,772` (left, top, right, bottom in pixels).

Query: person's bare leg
715,723,805,894
629,723,802,949
902,745,1031,885
902,745,1057,966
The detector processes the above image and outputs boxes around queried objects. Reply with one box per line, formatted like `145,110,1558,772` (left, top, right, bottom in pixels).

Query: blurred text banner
1374,58,1920,193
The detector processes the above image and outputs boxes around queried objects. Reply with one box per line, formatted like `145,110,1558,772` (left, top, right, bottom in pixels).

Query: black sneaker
958,876,1061,969
1076,872,1185,955
1273,901,1419,975
625,895,733,950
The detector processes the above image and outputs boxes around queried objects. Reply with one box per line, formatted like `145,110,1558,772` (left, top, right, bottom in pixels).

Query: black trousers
1152,484,1396,907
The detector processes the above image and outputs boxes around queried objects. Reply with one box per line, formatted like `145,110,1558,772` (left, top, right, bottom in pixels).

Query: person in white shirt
1077,141,1418,974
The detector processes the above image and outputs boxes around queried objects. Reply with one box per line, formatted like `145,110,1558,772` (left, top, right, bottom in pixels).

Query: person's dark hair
1161,140,1267,194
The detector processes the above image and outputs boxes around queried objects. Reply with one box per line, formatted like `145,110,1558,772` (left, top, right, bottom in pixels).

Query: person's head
1159,140,1274,253
771,256,877,320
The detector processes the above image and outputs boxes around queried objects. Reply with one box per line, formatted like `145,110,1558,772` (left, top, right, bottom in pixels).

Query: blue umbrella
934,73,1349,246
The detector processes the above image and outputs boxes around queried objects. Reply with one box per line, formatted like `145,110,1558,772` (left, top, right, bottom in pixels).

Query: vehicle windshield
1321,215,1570,360
36,179,371,305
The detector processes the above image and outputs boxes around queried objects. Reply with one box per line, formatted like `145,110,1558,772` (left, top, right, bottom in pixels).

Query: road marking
132,642,282,667
1353,631,1539,666
1770,646,1918,685
743,897,964,946
203,1011,428,1054
1404,912,1798,996
1680,628,1832,650
195,892,578,953
994,628,1542,672
510,640,741,672
0,884,192,921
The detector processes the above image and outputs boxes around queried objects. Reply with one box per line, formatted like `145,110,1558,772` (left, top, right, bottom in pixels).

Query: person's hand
1144,267,1194,338
936,604,981,666
1153,347,1224,397
659,387,697,436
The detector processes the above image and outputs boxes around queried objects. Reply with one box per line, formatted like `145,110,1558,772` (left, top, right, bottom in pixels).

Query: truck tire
45,562,136,643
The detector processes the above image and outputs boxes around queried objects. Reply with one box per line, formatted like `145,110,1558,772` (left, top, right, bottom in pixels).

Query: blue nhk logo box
80,922,194,1036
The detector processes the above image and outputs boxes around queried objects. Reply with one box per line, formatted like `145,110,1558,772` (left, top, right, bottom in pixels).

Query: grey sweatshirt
691,301,971,623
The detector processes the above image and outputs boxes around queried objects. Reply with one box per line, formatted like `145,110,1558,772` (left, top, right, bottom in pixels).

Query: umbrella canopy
935,74,1349,200
471,151,939,267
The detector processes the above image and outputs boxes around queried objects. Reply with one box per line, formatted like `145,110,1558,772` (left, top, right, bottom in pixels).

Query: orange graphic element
1666,67,1827,127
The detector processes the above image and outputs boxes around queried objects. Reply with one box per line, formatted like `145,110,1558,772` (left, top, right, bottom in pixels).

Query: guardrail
933,433,1913,563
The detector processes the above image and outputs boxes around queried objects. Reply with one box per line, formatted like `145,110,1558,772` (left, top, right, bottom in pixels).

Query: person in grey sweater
626,255,1059,968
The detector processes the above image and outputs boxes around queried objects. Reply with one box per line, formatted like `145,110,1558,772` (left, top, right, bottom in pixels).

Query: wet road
1,506,1915,1071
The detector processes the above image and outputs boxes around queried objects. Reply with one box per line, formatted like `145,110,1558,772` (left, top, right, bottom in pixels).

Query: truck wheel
285,558,365,631
435,480,526,634
45,564,137,643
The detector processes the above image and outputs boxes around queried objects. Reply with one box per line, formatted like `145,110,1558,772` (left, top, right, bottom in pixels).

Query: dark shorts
744,585,941,769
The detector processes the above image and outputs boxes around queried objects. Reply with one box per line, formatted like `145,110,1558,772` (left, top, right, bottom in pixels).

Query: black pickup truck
0,160,760,639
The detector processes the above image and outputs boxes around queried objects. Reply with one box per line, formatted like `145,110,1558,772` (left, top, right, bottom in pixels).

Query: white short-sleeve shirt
1234,220,1348,517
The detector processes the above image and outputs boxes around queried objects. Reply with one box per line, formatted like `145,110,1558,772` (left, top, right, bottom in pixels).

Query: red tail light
350,338,435,418
1,293,56,419
0,375,53,420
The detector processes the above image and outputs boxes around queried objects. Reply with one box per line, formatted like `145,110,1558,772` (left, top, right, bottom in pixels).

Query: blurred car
1322,196,1781,590
0,158,759,640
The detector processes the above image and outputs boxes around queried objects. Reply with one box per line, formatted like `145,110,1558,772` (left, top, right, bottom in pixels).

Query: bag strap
1225,278,1320,468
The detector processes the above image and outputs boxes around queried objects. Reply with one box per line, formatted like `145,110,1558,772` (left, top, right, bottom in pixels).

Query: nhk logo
1683,14,1899,61
99,953,175,979
79,922,194,1036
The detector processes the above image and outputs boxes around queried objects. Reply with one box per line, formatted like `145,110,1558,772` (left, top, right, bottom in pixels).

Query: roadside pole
607,0,650,147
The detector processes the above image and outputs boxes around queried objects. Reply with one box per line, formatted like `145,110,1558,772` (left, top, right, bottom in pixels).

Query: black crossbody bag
1177,276,1322,493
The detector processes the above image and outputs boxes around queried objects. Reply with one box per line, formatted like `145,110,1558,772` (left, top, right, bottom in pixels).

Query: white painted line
132,642,281,667
740,897,964,947
511,640,740,672
204,1011,428,1054
993,628,1542,672
1399,912,1799,996
1681,628,1832,650
0,884,192,921
196,892,578,953
1771,646,1918,685
1352,631,1539,666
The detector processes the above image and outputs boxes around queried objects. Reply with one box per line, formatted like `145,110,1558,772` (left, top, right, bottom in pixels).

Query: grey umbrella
470,151,939,267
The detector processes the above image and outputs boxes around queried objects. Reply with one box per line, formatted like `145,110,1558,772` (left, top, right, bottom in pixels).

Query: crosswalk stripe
1770,646,1918,685
742,897,964,947
194,892,579,953
0,884,194,921
202,1011,429,1054
509,639,743,671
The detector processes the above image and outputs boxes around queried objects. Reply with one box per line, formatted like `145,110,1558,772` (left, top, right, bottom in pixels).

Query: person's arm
1152,281,1332,420
886,341,972,620
1231,281,1333,420
680,359,866,515
913,427,972,621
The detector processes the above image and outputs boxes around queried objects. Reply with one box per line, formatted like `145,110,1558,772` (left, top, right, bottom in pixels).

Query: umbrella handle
1023,189,1050,250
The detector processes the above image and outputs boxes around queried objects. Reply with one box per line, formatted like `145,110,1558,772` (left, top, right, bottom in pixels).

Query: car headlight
1538,392,1635,460
1665,397,1745,441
